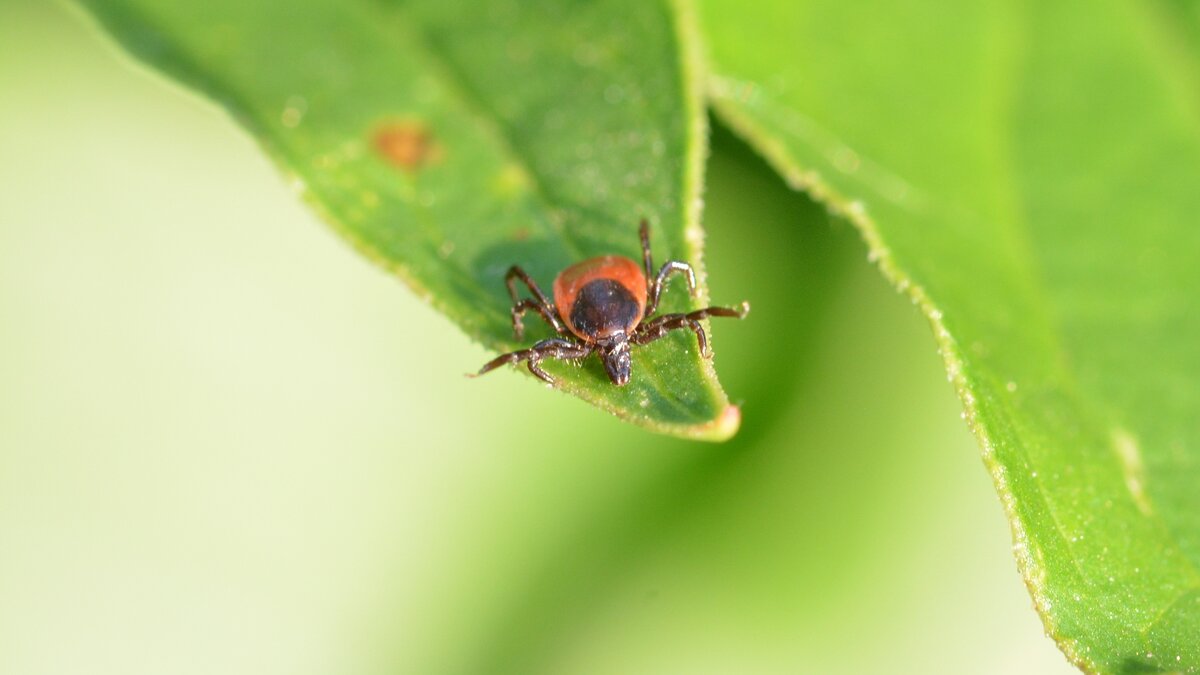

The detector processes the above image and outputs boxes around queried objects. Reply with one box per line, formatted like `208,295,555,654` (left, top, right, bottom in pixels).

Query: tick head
599,337,632,386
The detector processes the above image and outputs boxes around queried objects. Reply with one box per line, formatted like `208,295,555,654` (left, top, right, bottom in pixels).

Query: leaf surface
78,0,741,439
698,0,1200,669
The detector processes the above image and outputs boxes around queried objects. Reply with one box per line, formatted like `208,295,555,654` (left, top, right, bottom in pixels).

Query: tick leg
639,220,698,316
505,265,565,339
639,219,655,284
632,302,750,358
510,299,563,341
632,313,710,356
472,338,593,384
646,261,697,317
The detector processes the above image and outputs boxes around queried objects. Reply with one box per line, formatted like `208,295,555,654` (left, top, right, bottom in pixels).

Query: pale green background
0,2,1073,673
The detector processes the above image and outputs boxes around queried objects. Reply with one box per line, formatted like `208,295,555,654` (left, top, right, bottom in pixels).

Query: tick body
554,255,646,341
475,220,748,386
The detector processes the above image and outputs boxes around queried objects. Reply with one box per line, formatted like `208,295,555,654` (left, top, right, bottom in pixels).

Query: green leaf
75,0,742,440
697,0,1200,670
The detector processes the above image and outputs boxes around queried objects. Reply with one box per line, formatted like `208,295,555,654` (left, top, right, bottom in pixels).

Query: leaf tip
688,403,741,442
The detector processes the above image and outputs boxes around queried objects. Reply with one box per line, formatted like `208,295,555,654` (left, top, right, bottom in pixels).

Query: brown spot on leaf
373,121,442,172
511,227,531,241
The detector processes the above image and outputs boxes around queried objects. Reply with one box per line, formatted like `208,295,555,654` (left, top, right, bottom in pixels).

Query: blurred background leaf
72,0,738,438
699,0,1200,670
0,1,1076,672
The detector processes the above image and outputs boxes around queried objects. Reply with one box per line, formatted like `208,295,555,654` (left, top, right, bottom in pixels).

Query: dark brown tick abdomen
568,279,641,339
553,255,647,342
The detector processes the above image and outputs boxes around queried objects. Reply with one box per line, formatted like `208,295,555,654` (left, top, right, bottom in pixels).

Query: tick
474,220,748,386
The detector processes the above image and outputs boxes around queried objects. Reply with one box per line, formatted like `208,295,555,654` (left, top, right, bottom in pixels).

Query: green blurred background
0,1,1074,673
